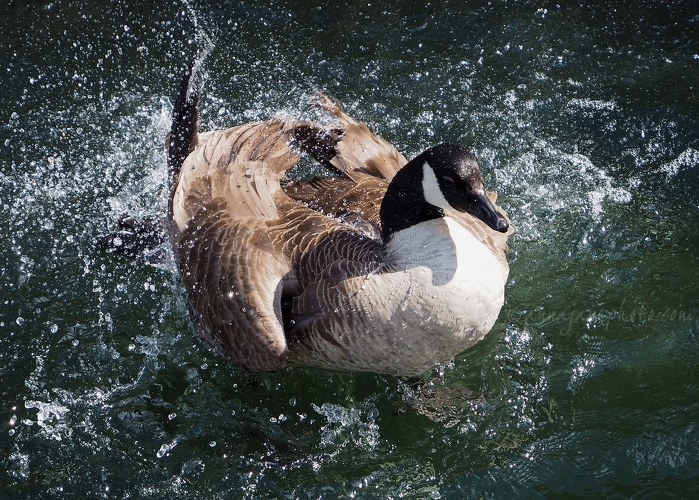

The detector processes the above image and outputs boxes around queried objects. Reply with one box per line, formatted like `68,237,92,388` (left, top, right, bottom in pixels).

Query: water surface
2,0,699,497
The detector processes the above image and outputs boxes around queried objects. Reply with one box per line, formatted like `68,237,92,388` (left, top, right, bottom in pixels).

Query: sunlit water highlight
1,0,698,497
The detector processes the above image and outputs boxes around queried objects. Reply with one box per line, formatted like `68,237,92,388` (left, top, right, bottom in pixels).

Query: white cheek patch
422,162,453,211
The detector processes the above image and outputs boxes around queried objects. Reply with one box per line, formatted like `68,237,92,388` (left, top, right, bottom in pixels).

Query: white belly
371,216,508,374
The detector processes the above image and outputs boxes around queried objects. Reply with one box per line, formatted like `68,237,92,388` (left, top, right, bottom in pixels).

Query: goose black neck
380,161,443,242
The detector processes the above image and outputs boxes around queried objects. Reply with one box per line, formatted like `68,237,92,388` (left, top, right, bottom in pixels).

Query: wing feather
314,93,408,181
172,121,304,372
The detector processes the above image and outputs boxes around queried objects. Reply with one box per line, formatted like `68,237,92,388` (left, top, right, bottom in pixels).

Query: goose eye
442,176,455,186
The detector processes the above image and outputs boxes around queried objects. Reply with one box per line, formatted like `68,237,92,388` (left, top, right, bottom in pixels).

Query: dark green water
2,0,699,497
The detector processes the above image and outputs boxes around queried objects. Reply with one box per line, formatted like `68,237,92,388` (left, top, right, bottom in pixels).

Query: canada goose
104,68,512,376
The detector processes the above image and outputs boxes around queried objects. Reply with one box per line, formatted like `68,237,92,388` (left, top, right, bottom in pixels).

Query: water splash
23,400,71,442
156,438,179,458
312,399,381,451
657,148,699,179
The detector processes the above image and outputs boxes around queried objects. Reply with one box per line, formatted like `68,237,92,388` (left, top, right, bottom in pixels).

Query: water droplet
168,413,177,420
157,440,177,458
16,317,25,326
49,324,58,334
209,440,216,448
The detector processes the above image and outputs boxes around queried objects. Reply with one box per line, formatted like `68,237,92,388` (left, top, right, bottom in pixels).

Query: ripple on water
567,333,606,394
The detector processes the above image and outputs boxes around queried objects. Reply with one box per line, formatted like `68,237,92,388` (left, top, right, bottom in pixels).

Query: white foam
658,148,699,179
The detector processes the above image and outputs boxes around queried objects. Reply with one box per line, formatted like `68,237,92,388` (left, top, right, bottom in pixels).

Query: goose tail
167,64,200,205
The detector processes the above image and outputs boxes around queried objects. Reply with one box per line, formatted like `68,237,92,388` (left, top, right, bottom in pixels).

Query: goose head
380,143,509,240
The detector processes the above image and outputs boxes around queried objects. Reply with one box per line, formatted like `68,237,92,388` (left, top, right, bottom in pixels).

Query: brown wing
313,93,409,182
173,120,302,229
283,229,385,350
284,93,409,234
283,176,385,239
171,120,304,372
177,199,291,371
